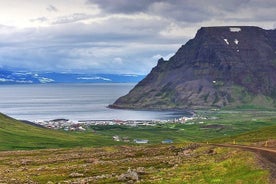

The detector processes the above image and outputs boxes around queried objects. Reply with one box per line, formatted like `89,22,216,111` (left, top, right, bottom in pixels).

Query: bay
0,83,188,121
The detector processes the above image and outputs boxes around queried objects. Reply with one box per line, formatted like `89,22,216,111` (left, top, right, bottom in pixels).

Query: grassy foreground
0,110,275,183
0,144,270,183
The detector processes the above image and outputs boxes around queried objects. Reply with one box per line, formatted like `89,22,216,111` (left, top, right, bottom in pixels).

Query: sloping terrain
111,26,276,110
0,144,271,183
0,113,117,150
0,111,275,183
1,110,275,150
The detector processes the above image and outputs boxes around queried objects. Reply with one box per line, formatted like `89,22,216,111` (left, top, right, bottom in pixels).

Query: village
32,115,204,144
33,116,196,131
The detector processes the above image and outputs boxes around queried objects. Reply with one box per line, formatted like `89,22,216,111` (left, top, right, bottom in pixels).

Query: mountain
0,69,145,84
110,26,276,110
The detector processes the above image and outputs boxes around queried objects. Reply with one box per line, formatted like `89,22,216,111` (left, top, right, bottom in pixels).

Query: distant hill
0,69,145,84
111,26,276,110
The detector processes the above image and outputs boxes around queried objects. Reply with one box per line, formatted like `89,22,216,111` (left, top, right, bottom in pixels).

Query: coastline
22,111,195,131
0,83,192,122
108,104,195,115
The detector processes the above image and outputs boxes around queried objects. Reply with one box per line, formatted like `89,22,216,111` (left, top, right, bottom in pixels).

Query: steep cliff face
111,26,276,110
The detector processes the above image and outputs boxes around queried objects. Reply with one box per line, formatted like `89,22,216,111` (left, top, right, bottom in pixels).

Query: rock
207,149,216,155
183,149,192,156
111,26,276,110
69,172,84,177
136,167,146,174
118,168,139,182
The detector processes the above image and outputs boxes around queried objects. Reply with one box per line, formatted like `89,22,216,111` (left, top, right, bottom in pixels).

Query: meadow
0,143,270,183
89,110,276,145
0,110,275,183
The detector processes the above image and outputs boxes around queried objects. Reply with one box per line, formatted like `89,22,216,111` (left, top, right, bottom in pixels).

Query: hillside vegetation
0,113,119,150
0,111,275,183
0,144,270,183
1,110,276,150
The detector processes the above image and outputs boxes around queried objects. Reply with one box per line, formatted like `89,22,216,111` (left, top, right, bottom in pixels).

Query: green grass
1,109,276,151
0,113,121,150
211,125,276,144
89,110,276,144
222,85,276,110
0,111,275,183
0,144,269,183
90,124,190,143
156,146,269,184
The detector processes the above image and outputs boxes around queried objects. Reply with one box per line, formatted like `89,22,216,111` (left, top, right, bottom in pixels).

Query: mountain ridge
111,26,276,110
0,69,145,84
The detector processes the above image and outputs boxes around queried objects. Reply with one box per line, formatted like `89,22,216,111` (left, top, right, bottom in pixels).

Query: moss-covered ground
0,110,275,183
0,143,270,183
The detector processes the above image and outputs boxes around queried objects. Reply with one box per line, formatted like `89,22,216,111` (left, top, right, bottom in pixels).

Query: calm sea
0,83,188,121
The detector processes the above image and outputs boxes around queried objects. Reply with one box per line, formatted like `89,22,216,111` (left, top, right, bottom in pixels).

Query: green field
0,113,121,150
0,143,270,183
1,110,276,150
89,110,276,145
0,110,275,183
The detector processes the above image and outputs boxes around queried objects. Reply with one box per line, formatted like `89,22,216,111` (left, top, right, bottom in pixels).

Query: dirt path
212,144,276,154
212,144,276,183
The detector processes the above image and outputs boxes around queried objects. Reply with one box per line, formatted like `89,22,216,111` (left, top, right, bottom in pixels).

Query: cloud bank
0,0,275,74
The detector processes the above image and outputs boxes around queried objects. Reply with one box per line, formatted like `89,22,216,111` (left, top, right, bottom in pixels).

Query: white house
134,139,149,144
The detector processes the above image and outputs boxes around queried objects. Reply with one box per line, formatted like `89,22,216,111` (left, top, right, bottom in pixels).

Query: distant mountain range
0,69,145,84
111,26,276,110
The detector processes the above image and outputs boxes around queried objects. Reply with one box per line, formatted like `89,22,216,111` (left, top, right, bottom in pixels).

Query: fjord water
0,83,186,121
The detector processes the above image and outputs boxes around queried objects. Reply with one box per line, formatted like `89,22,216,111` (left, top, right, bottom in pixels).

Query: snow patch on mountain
230,27,241,32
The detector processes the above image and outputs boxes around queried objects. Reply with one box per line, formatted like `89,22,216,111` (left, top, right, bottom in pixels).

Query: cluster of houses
30,114,213,145
33,119,87,131
112,135,173,144
33,116,196,131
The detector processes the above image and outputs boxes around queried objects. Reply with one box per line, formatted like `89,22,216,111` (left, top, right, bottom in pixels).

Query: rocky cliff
110,26,276,110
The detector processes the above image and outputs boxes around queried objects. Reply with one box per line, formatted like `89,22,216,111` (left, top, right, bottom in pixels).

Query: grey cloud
48,16,180,44
248,0,276,8
214,0,276,24
210,0,250,11
2,0,275,74
52,13,93,24
148,1,212,23
30,17,48,23
0,24,14,29
0,16,179,74
87,0,162,14
47,5,58,12
87,0,244,23
88,0,275,24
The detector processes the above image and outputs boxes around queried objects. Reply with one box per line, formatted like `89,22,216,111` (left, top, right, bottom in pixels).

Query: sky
0,0,276,74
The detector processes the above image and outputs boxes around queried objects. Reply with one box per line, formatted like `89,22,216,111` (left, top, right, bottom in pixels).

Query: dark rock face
111,26,276,110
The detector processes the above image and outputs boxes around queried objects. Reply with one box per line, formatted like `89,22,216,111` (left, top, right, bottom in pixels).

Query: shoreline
108,104,195,114
23,113,195,131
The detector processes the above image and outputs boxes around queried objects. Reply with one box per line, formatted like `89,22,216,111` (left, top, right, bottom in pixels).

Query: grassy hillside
0,111,275,183
211,125,276,144
0,113,119,150
1,110,276,150
0,143,270,183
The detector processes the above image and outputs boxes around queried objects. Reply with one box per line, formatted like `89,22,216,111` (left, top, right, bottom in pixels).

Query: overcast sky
0,0,275,74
